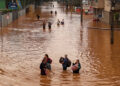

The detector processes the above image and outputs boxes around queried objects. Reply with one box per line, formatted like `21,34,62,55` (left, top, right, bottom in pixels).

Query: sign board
8,2,18,10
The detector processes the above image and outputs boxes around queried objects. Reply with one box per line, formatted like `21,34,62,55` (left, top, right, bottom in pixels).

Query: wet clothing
55,11,57,15
42,57,52,70
40,57,52,75
62,58,69,70
47,58,52,64
37,15,40,20
48,22,52,29
40,63,46,75
43,22,46,29
46,63,51,70
61,20,64,25
46,58,52,70
57,20,60,26
73,63,81,73
50,11,53,14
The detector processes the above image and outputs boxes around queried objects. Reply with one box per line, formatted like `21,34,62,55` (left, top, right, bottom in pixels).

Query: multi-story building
91,0,104,21
91,0,120,24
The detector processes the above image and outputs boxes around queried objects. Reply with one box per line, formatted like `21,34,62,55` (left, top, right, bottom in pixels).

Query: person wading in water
40,54,52,75
72,59,81,73
59,54,71,70
48,22,52,30
43,20,46,30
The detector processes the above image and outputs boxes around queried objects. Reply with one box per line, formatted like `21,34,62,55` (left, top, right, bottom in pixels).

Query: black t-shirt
40,63,46,75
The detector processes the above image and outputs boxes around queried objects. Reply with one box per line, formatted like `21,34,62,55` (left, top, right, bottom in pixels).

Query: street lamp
110,0,115,44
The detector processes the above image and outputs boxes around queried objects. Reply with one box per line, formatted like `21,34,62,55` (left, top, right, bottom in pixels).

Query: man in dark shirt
40,62,46,75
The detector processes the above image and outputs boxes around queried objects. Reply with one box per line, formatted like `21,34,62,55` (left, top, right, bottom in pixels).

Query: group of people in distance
36,10,58,31
50,10,57,15
43,21,52,30
40,54,81,76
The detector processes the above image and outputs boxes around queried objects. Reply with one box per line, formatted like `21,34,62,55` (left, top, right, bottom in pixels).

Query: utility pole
110,0,115,44
80,0,83,23
110,10,114,44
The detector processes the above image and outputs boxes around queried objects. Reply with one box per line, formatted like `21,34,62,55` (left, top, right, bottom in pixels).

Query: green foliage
0,9,18,14
63,0,81,7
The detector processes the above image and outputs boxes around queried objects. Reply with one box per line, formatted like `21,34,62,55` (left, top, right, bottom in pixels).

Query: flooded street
0,2,120,86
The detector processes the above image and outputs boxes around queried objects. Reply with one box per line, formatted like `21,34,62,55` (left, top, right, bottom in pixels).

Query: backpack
47,58,52,64
59,57,64,64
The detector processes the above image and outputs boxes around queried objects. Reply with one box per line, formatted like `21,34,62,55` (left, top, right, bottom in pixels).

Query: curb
87,27,120,30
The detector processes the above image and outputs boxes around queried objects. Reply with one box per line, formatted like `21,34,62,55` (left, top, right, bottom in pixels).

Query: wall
0,8,26,27
0,4,35,27
104,0,111,12
1,12,13,27
92,0,104,9
102,11,110,24
18,9,25,17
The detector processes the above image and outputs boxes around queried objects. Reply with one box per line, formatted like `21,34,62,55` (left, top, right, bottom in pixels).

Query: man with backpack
59,54,71,70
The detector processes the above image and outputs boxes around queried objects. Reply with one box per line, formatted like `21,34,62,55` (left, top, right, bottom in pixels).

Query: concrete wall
92,0,104,9
102,11,110,24
1,12,13,27
104,0,111,12
18,9,25,17
0,4,35,27
104,1,120,12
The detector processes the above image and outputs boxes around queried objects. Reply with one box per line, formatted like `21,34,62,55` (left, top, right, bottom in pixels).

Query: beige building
92,0,120,24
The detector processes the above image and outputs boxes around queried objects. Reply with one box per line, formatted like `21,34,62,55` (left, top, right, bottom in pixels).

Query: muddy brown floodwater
0,2,120,86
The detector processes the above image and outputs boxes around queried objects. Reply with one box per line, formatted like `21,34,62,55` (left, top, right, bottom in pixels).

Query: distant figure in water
36,14,40,20
40,54,52,75
50,11,53,14
59,54,71,70
72,59,81,73
48,22,52,29
43,20,46,30
61,19,64,25
57,19,60,26
55,11,57,15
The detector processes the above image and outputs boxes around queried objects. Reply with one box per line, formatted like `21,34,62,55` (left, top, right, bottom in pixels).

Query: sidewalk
83,15,120,30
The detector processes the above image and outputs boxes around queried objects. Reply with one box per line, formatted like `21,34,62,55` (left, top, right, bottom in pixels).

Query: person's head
65,54,68,58
44,54,49,58
76,59,79,63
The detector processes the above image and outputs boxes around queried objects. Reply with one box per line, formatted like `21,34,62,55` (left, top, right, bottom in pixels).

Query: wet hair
65,54,68,58
45,54,49,58
76,59,80,63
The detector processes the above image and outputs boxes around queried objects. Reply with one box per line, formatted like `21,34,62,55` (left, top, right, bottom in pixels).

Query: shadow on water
40,75,52,86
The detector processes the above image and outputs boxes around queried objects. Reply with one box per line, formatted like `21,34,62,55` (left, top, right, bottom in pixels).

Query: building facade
92,0,120,24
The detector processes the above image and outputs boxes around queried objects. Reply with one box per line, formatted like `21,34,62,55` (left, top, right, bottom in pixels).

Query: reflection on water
0,1,120,86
